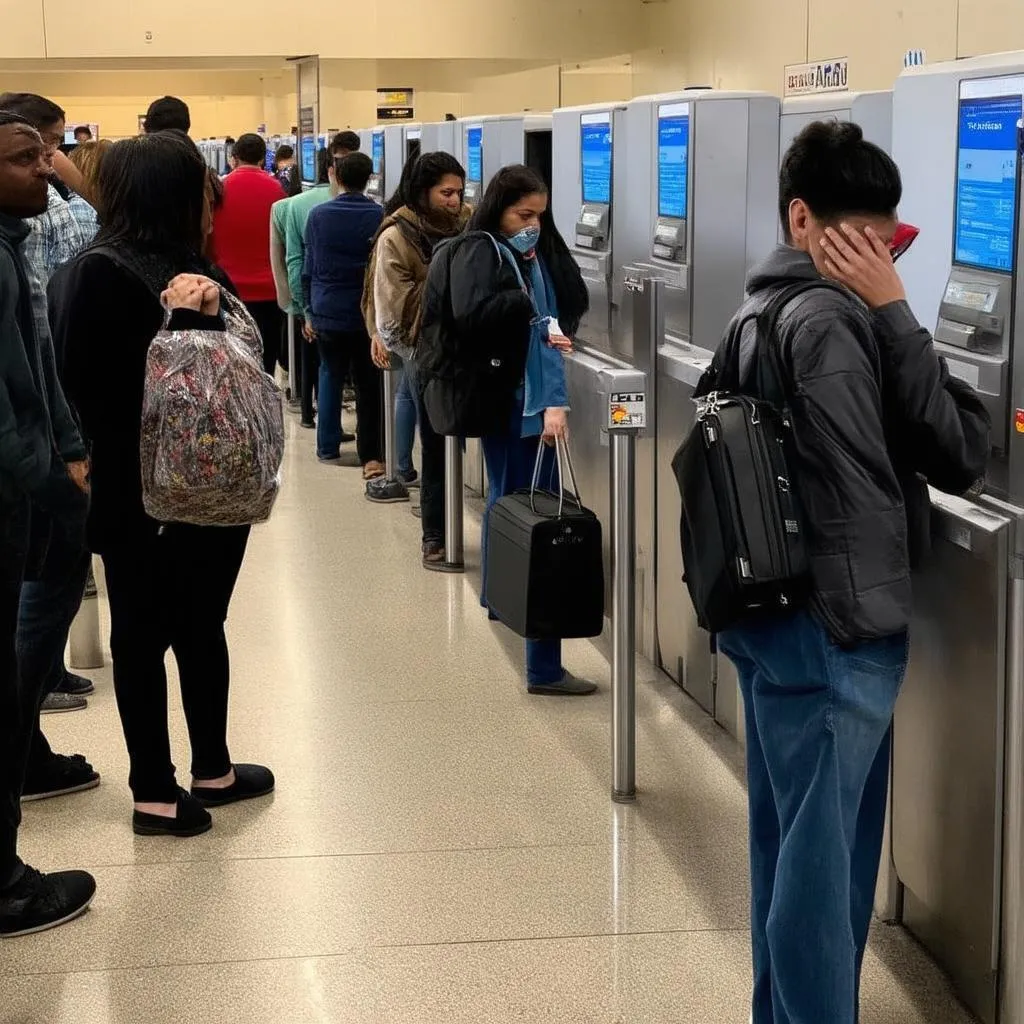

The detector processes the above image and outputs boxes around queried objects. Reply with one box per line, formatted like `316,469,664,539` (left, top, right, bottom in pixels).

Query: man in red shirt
210,133,286,375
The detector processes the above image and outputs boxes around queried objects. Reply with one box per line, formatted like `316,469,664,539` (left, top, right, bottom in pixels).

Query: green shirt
285,184,332,317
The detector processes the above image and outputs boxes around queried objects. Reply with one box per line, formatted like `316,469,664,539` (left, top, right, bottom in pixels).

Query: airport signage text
784,58,850,97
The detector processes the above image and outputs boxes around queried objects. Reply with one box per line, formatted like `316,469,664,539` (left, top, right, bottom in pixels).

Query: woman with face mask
362,151,470,569
454,164,595,696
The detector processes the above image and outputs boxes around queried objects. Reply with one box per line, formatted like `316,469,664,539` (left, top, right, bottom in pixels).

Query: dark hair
0,93,65,130
224,136,236,146
95,131,208,255
275,143,294,161
336,152,373,192
331,130,360,155
0,110,33,130
470,164,589,335
467,164,547,234
399,151,466,217
315,146,331,185
144,96,190,134
444,113,457,121
74,125,92,139
778,120,902,240
383,153,419,216
233,133,267,167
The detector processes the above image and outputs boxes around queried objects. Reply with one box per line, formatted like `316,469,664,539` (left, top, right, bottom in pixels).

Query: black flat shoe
133,788,212,837
191,764,275,807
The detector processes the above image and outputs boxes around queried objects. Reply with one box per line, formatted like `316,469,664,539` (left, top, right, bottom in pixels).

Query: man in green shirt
283,131,361,430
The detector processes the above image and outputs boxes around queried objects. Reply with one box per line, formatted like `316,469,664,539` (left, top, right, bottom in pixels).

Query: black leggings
102,524,250,802
245,301,286,377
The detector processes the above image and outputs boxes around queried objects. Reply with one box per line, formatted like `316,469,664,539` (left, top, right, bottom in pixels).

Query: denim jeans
395,365,418,477
719,610,908,1024
480,407,564,686
404,360,445,544
17,512,91,781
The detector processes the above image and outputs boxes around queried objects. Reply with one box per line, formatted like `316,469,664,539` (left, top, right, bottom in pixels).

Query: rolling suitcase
485,439,604,641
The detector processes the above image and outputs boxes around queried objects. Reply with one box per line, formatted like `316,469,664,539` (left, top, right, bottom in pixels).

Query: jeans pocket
835,630,910,678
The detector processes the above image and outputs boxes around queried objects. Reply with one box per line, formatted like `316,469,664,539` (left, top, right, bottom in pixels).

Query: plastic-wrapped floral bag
140,291,285,526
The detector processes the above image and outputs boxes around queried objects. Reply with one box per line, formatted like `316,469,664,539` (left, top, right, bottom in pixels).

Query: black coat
724,245,990,644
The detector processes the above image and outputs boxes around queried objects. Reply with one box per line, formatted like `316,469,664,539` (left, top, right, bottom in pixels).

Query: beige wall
638,0,1024,95
2,0,644,61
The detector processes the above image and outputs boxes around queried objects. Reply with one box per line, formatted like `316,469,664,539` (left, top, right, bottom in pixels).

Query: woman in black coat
50,131,273,838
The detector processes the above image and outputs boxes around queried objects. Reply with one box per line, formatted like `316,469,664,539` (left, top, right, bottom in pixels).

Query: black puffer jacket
723,245,990,644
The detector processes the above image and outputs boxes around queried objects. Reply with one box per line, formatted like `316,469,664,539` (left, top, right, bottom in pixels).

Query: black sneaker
41,691,87,714
55,671,94,696
22,753,101,803
397,469,419,489
340,430,356,443
0,864,96,938
365,477,410,504
528,673,599,696
191,763,275,807
133,788,212,837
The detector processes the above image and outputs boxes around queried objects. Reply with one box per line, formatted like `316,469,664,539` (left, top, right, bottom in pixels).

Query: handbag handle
530,436,584,518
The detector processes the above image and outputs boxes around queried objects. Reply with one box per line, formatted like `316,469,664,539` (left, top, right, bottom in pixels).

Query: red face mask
889,222,920,263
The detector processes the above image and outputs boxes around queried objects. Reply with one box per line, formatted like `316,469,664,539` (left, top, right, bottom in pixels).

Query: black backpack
418,232,529,438
671,280,840,634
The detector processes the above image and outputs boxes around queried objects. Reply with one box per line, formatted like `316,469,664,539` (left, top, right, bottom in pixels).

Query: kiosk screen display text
581,113,612,205
300,137,316,183
955,76,1024,273
658,102,690,220
467,126,482,183
372,131,384,176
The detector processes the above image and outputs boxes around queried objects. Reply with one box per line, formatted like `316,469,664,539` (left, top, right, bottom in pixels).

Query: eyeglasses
890,222,920,263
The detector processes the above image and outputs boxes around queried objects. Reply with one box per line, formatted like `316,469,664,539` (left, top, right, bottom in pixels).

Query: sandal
362,460,386,481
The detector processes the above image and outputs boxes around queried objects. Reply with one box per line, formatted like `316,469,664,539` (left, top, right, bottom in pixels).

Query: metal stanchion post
442,436,465,573
600,367,648,804
69,559,103,670
287,316,301,410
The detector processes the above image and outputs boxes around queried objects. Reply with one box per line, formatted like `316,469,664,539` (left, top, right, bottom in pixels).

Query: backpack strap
483,233,541,320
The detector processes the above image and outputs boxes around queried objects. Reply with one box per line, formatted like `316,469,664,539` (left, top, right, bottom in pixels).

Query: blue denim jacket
493,241,570,438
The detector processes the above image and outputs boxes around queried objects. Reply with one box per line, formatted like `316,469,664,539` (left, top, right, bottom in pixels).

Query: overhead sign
784,58,849,97
904,49,926,69
377,87,414,122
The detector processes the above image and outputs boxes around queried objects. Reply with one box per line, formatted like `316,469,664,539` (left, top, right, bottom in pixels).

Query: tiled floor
2,417,977,1023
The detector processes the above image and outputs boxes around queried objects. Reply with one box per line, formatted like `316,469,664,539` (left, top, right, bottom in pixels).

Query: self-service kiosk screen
954,77,1024,273
300,137,317,183
466,126,482,182
581,113,612,205
372,132,384,176
657,102,690,219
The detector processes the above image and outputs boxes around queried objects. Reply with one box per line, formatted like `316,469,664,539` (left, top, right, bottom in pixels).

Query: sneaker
191,763,275,808
41,691,87,714
317,453,343,465
22,753,100,802
365,477,410,504
527,673,599,696
340,430,356,443
55,670,94,696
0,864,96,938
398,469,419,488
133,788,212,837
300,419,316,430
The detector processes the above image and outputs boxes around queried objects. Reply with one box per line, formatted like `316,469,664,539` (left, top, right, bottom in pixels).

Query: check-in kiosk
366,129,385,205
482,114,553,190
892,51,1024,1024
403,124,422,165
617,90,780,716
421,120,457,157
383,124,411,201
457,118,486,205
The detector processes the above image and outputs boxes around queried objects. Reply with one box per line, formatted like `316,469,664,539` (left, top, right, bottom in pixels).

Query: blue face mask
507,225,540,254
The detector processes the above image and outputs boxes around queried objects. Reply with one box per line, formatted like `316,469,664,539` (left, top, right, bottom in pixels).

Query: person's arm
301,211,318,320
270,203,292,312
449,236,533,339
372,228,423,352
285,204,307,314
52,151,87,202
37,314,86,464
822,223,991,494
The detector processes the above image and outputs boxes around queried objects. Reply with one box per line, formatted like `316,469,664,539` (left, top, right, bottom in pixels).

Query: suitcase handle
530,437,584,518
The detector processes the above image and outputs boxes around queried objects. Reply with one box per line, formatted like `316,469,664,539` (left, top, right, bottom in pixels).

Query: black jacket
723,245,990,644
0,212,86,516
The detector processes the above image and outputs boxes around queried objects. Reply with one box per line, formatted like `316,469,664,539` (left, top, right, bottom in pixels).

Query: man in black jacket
0,111,95,937
717,121,990,1024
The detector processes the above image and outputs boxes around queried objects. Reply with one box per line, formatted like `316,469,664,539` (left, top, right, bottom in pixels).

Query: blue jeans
480,418,563,686
719,611,908,1024
395,365,418,477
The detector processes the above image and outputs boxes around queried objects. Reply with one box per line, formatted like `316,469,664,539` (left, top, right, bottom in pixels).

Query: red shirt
209,165,286,303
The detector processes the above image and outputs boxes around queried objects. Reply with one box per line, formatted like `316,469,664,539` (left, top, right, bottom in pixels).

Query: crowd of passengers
0,89,991,1024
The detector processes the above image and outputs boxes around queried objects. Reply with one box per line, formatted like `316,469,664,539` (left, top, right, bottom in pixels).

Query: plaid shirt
22,184,87,361
67,193,98,246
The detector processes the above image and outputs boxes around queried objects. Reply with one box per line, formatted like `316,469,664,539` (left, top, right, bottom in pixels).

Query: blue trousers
719,610,908,1024
480,427,563,686
395,365,418,477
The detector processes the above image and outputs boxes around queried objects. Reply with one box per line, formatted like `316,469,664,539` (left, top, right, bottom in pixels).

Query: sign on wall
377,87,415,121
784,58,849,97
